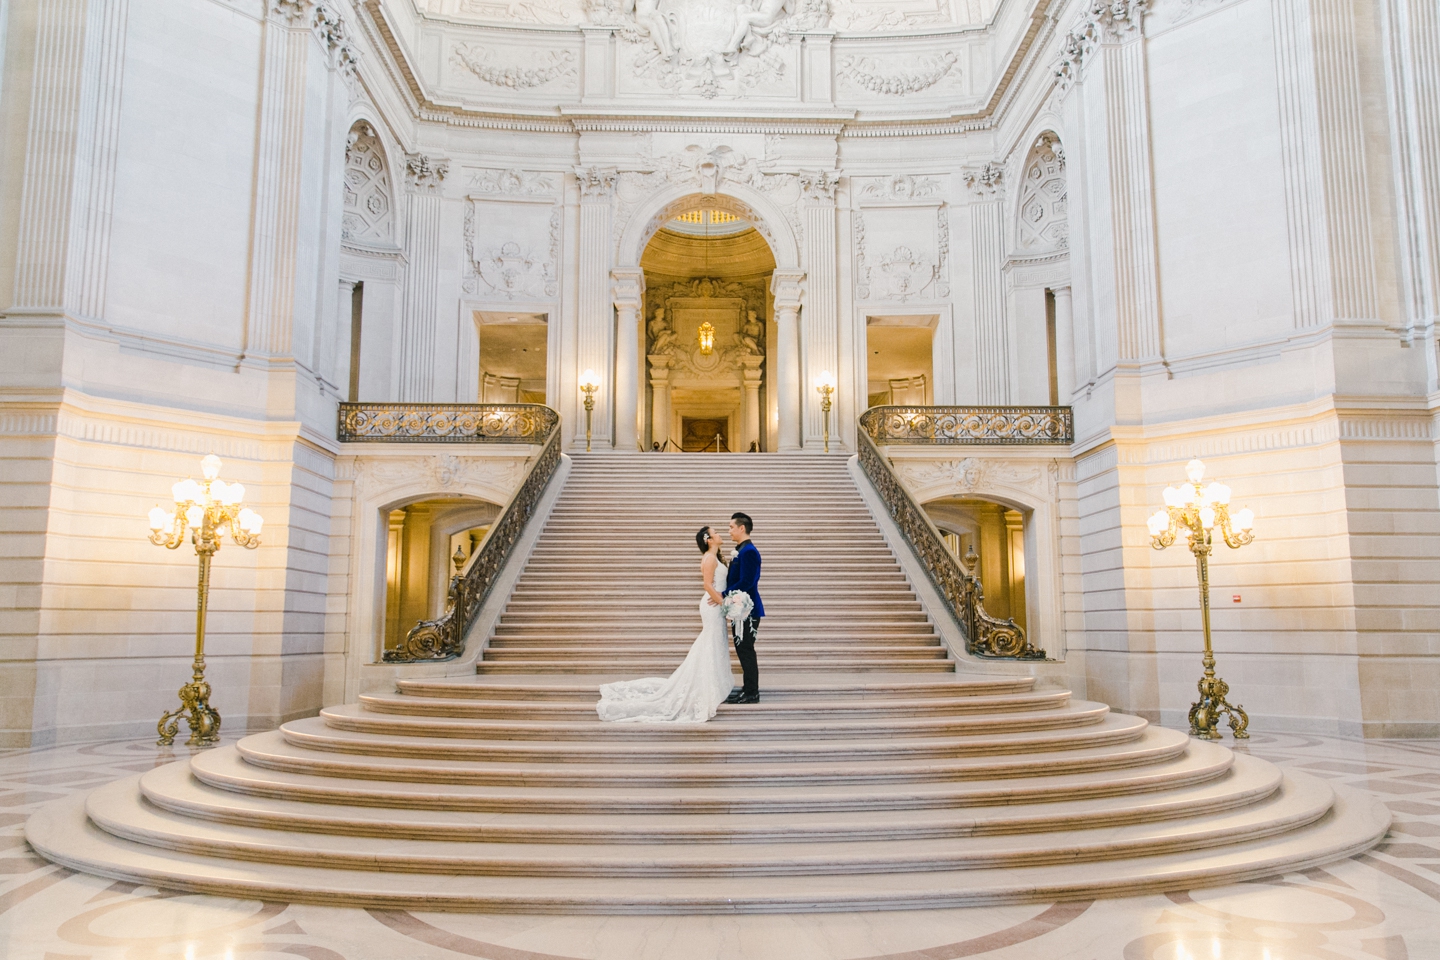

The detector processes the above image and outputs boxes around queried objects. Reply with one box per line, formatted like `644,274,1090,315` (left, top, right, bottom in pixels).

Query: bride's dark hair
694,525,726,564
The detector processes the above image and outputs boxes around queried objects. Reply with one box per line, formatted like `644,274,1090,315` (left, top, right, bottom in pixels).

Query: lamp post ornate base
1186,548,1249,740
158,656,221,747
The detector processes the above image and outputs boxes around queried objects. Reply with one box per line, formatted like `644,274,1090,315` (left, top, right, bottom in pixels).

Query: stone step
138,754,1279,844
479,646,947,661
77,772,1338,878
484,633,940,646
319,702,1092,742
475,659,958,674
273,708,1127,766
393,676,1038,701
29,782,1387,912
183,730,1218,815
355,689,1070,720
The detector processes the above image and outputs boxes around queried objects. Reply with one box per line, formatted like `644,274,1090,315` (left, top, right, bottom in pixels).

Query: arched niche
616,184,800,271
1014,131,1068,254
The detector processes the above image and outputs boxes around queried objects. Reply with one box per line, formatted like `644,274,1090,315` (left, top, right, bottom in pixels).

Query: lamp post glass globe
147,454,262,747
1149,458,1255,740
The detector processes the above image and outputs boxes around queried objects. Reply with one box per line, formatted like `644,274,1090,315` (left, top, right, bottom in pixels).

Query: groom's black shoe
724,689,746,704
733,692,760,704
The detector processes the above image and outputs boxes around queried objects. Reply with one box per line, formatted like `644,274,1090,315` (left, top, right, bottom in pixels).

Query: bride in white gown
596,525,736,723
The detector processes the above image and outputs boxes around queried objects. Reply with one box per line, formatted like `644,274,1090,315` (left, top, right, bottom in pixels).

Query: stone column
1052,284,1076,403
611,269,644,452
964,163,1010,404
799,172,840,447
740,356,764,452
398,154,448,401
336,278,357,400
649,356,673,449
771,270,805,452
575,167,617,448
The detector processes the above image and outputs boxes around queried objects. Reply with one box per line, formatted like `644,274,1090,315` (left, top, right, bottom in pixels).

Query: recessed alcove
926,497,1031,634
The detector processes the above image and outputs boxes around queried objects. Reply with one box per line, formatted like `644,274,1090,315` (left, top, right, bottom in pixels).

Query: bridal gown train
596,559,736,723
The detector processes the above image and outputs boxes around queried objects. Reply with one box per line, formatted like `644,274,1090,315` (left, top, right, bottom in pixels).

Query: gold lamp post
579,369,599,452
147,454,263,747
1147,459,1255,741
815,370,836,453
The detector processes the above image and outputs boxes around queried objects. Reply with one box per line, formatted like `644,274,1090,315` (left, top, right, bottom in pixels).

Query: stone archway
613,184,806,451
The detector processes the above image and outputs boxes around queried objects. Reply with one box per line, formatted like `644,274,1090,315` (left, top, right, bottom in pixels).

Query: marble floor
0,731,1436,960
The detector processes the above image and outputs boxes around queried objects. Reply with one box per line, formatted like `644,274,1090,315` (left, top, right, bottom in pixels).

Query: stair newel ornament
856,427,1044,660
816,370,836,453
1147,459,1256,740
579,370,599,452
384,413,563,663
146,454,263,747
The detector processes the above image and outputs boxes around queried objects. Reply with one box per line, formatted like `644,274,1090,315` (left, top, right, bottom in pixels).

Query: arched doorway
639,208,776,451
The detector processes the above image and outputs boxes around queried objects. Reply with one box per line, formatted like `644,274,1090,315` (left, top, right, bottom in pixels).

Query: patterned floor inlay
2,732,1438,959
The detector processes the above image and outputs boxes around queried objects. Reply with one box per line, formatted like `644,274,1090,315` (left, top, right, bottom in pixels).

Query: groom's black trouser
733,616,760,696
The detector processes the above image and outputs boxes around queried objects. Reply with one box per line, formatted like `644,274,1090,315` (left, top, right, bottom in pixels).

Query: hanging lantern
698,321,715,355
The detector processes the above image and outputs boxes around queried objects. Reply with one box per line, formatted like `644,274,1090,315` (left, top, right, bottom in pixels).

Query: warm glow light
1163,485,1184,508
223,482,245,505
1203,481,1231,506
1234,507,1254,531
579,369,599,391
816,370,837,391
148,505,168,531
238,508,263,535
698,321,715,355
1199,506,1216,530
185,505,204,528
1147,509,1170,536
173,478,202,504
1185,458,1205,483
201,454,223,481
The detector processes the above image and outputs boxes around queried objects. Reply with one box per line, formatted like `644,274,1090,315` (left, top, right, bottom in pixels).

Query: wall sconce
579,369,599,452
697,322,715,356
815,370,837,453
147,454,263,747
1147,458,1256,740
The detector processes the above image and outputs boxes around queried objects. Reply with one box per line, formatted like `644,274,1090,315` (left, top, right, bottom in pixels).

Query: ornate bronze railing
861,405,1073,445
380,411,563,663
857,428,1046,660
339,403,558,443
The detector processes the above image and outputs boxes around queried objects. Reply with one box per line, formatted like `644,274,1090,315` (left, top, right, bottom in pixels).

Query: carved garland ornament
1055,0,1150,91
451,44,577,89
837,50,959,96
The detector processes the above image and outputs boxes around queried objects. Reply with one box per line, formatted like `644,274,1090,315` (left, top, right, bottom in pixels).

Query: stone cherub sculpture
626,0,674,59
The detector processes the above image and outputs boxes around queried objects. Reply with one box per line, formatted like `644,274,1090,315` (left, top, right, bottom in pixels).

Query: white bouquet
721,590,754,623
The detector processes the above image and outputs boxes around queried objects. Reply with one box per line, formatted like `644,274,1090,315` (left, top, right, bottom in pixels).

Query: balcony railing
856,426,1046,660
339,402,558,443
337,403,563,663
861,405,1073,445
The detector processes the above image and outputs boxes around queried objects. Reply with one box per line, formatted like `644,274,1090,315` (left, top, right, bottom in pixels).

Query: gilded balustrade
861,405,1072,445
336,402,562,663
339,402,558,443
856,423,1047,660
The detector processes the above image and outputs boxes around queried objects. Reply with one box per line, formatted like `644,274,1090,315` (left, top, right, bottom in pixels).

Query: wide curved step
27,780,1390,913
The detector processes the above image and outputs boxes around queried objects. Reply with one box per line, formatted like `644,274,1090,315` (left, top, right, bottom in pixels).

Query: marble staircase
26,453,1389,913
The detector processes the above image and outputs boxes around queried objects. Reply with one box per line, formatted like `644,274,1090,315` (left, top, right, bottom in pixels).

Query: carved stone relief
451,43,578,90
1016,133,1067,251
353,455,527,498
645,276,767,380
466,168,562,197
836,50,961,96
462,197,562,300
342,123,394,245
894,456,1052,500
858,175,943,200
854,205,950,302
1055,0,1149,91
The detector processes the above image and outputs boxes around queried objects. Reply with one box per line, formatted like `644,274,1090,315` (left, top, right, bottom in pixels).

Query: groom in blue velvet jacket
725,512,763,704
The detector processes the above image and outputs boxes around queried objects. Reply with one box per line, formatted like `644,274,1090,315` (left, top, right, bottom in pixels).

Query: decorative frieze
836,51,959,96
962,161,1005,198
467,168,562,196
858,175,942,200
451,44,577,89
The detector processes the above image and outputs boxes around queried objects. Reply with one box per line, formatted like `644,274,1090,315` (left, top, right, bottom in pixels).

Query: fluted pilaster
398,154,448,401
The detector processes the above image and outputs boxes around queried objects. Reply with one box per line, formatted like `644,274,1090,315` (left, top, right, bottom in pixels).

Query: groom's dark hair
731,512,753,534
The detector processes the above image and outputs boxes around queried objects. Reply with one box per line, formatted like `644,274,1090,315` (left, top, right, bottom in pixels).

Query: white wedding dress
596,558,736,723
